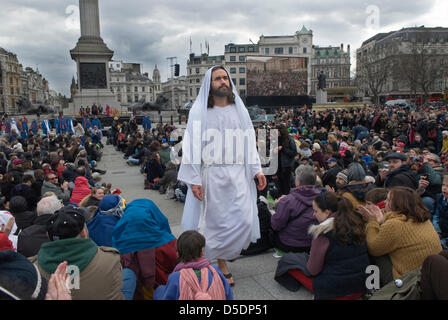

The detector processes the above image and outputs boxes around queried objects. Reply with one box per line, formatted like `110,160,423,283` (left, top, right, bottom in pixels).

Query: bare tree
397,31,448,105
356,45,392,105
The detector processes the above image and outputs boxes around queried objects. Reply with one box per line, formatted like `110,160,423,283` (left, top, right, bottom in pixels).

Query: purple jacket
271,185,321,248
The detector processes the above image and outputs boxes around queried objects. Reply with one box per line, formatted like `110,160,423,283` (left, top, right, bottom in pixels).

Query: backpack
369,269,422,300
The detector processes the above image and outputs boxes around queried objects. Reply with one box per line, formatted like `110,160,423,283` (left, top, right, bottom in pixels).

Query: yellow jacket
366,211,442,279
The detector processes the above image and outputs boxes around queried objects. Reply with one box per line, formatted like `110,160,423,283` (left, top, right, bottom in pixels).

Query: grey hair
347,162,366,183
429,153,441,164
295,164,317,186
36,195,63,216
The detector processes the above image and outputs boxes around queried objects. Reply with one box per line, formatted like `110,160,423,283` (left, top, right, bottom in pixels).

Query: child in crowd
153,230,233,300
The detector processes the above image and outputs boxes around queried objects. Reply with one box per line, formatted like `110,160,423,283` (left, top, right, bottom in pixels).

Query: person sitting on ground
112,198,178,300
41,173,70,203
30,205,125,300
87,194,125,247
340,162,375,211
432,174,448,249
145,152,165,190
17,195,63,258
154,230,233,300
8,196,36,236
376,152,418,190
275,191,369,300
69,174,91,205
79,187,105,208
358,186,442,287
420,250,448,300
271,165,321,256
9,174,39,211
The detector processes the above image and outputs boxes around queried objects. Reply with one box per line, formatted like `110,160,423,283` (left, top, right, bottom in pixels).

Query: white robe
200,105,261,260
178,66,261,261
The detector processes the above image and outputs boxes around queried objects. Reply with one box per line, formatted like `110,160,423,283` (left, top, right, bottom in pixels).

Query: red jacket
70,176,91,204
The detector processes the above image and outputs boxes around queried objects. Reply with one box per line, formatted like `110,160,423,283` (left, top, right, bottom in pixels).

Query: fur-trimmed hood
308,217,334,239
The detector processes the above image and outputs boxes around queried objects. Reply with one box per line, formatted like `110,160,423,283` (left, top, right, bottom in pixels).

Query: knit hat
312,143,321,151
0,250,48,300
98,195,125,218
336,170,348,184
47,206,89,241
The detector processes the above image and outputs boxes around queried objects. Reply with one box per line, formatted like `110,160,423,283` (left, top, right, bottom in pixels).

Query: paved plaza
98,137,312,300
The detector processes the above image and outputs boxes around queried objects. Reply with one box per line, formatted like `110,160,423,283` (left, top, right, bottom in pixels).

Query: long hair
314,192,366,245
388,187,430,222
207,66,235,109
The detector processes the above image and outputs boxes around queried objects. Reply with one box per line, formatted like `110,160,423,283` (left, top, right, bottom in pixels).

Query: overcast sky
1,0,447,96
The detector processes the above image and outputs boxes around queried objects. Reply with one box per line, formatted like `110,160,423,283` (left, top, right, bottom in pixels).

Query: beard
211,84,232,98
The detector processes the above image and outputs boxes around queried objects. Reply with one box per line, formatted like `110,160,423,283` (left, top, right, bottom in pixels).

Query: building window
196,87,200,95
239,67,245,74
239,89,246,96
230,68,236,74
135,95,139,102
239,56,245,62
134,87,138,92
117,94,121,102
239,78,245,85
265,48,270,55
274,48,284,54
248,46,254,52
196,68,200,74
230,56,236,62
238,47,245,53
232,78,237,84
303,47,307,54
142,87,145,91
289,47,293,54
190,88,193,96
127,86,130,92
196,78,200,83
230,47,236,53
127,95,132,103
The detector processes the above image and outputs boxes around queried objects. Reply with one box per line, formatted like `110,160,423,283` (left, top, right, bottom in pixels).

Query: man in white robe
178,66,267,286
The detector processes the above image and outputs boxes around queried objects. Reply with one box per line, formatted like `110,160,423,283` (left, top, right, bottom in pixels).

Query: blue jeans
127,156,140,165
122,268,137,300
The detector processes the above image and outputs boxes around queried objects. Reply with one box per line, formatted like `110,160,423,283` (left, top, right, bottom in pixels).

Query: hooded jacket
41,180,71,202
31,238,124,300
70,176,91,204
271,185,321,248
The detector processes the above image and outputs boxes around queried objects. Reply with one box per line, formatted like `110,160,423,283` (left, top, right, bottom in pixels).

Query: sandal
223,273,235,287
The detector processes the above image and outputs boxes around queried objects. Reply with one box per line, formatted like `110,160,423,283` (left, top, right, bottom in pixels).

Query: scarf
174,257,210,272
98,195,124,218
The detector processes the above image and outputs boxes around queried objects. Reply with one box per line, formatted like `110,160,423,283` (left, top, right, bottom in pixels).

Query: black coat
322,165,343,189
385,165,418,190
17,214,52,258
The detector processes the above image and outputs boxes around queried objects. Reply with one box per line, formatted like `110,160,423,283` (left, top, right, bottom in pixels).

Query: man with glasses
40,173,71,203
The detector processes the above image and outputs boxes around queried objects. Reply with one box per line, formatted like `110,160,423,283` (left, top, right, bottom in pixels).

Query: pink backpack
179,266,226,300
